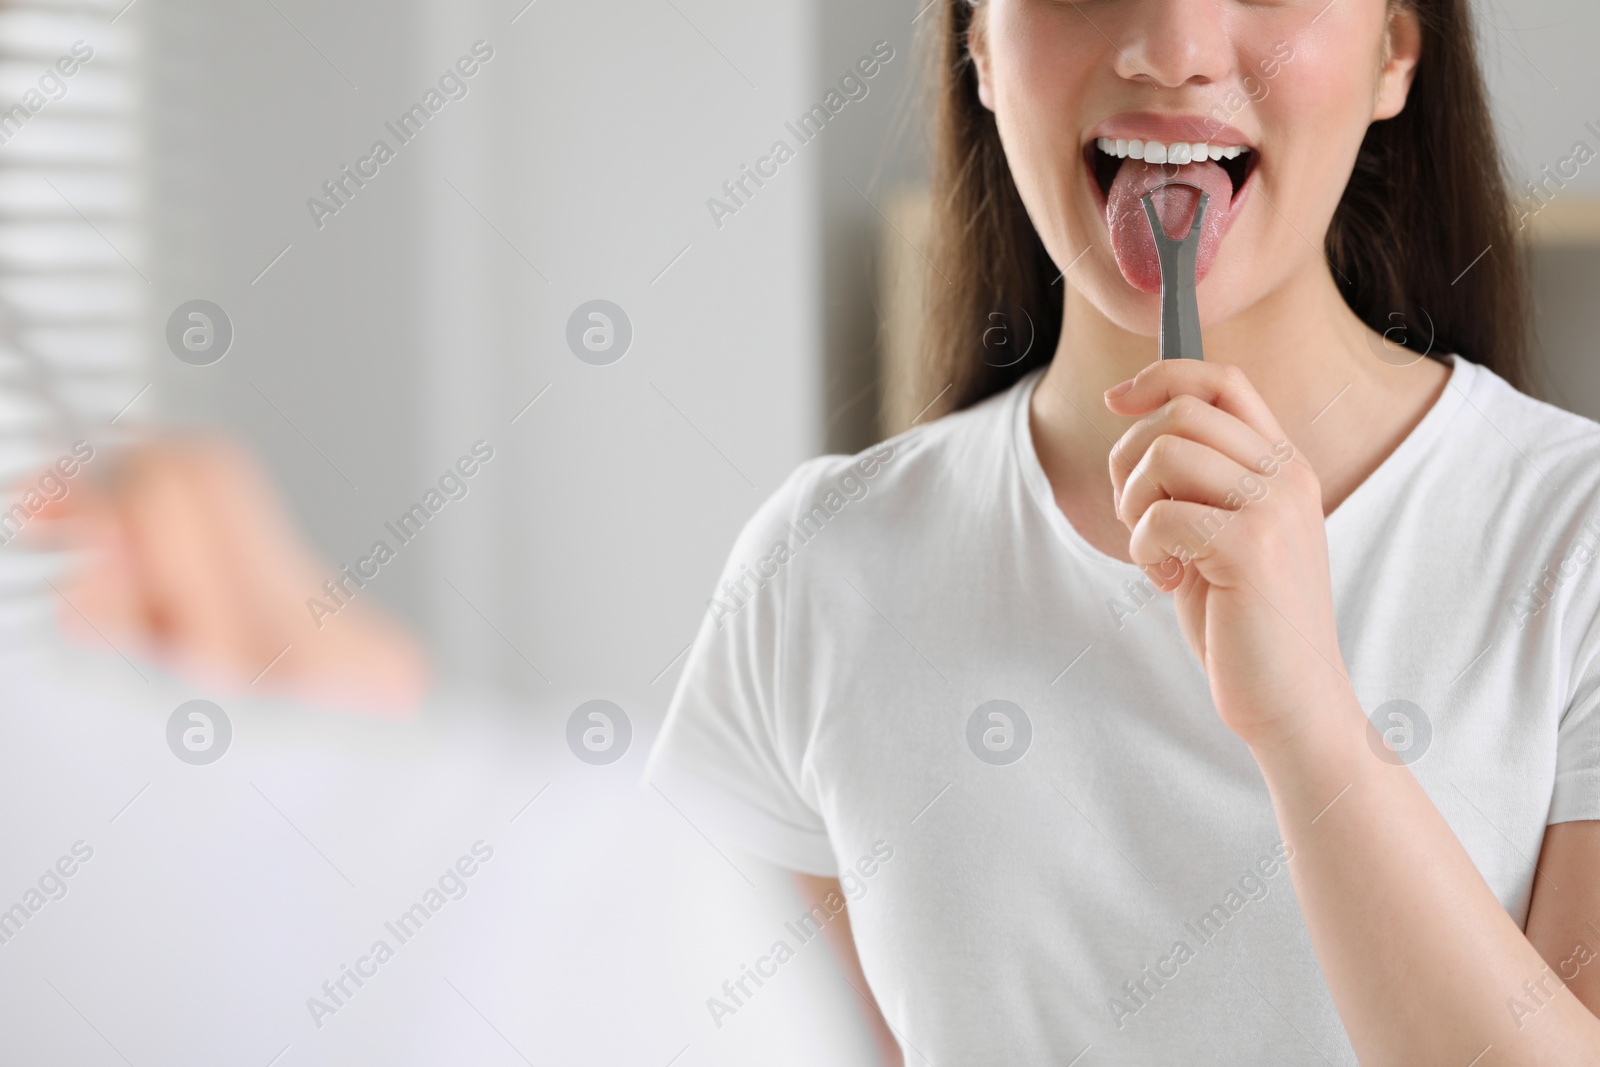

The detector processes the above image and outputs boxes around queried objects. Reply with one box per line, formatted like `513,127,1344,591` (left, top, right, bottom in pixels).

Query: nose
1111,0,1233,89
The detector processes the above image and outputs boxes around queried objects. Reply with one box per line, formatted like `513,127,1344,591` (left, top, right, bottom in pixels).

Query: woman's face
970,0,1420,334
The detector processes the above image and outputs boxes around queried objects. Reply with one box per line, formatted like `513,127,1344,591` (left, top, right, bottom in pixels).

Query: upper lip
1087,112,1255,149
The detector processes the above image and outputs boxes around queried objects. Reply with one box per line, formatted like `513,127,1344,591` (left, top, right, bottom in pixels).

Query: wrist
1243,686,1372,791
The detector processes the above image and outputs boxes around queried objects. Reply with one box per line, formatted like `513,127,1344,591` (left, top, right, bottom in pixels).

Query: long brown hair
919,0,1531,417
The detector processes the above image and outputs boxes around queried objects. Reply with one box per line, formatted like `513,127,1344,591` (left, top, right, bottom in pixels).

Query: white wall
144,0,828,702
1476,1,1600,420
409,0,826,702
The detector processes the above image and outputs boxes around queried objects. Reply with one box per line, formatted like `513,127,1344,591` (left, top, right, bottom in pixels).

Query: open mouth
1087,137,1256,204
1083,135,1260,294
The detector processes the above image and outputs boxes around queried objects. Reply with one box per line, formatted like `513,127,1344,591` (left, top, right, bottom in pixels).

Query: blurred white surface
0,638,877,1065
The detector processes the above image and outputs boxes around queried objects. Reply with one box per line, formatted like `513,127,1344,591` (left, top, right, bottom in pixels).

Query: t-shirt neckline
1011,354,1475,569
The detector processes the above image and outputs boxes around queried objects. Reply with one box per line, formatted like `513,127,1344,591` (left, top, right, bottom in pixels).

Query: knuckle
1107,441,1129,478
1163,394,1201,425
1147,433,1182,466
1145,497,1177,526
1285,458,1320,495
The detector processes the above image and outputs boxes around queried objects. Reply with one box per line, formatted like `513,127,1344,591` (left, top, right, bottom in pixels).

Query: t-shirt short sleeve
644,458,839,876
1551,593,1600,825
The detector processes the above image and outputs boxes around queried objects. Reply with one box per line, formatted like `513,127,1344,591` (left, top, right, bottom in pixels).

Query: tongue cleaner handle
1140,186,1209,361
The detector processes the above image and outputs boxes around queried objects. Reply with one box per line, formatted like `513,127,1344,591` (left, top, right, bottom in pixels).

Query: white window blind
0,0,140,640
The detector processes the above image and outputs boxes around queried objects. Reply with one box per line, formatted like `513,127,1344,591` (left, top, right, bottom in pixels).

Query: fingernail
1105,379,1133,400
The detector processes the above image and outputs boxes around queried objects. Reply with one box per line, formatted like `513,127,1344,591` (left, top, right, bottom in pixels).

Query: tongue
1106,159,1234,294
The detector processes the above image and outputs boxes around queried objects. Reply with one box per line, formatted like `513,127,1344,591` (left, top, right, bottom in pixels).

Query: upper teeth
1096,137,1247,165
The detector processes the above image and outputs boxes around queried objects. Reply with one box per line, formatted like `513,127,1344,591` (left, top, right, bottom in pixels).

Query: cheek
986,15,1102,214
1262,27,1381,149
1259,61,1371,212
986,3,1099,115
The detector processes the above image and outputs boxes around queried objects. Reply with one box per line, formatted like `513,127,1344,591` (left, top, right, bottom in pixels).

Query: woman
648,0,1600,1062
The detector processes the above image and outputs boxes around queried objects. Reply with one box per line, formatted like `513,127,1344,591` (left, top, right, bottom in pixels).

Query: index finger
1104,360,1290,447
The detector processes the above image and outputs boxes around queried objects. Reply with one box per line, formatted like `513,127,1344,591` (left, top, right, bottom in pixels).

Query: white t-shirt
646,354,1600,1065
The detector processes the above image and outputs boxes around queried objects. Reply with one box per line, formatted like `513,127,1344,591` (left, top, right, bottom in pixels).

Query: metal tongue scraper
1140,184,1209,361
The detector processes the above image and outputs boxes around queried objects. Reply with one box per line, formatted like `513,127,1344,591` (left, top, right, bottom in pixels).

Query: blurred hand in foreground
20,435,429,714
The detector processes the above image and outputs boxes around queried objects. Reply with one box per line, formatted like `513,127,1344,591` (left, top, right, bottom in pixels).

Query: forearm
1250,691,1600,1065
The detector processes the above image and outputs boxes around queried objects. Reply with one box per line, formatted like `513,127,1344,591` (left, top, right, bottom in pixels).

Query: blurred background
1,0,1599,1063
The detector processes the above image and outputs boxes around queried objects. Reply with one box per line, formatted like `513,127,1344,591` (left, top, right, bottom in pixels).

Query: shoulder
749,374,1031,546
1454,358,1600,499
1438,360,1600,632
